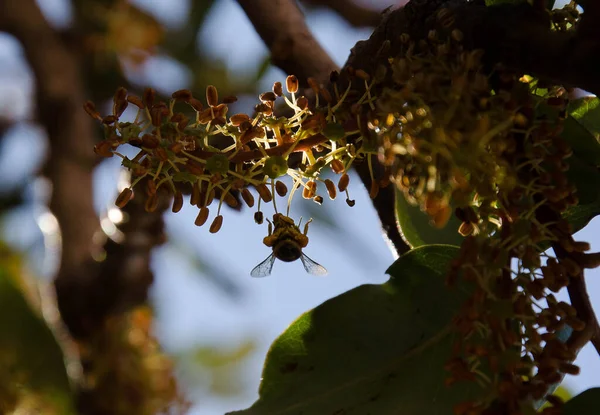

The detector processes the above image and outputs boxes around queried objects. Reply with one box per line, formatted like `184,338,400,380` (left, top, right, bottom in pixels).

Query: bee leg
267,218,273,236
303,218,313,236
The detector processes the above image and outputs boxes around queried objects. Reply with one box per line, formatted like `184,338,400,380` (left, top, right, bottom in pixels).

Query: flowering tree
1,0,600,414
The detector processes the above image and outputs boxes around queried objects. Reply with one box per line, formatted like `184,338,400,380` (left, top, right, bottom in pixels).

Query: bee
251,213,328,277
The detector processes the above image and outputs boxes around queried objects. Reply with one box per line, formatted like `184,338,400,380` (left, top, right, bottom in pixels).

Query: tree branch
553,244,600,357
235,0,338,84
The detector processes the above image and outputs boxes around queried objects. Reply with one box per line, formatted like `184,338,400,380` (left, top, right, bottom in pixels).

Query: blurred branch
56,182,170,339
235,0,338,84
302,0,383,27
0,0,98,278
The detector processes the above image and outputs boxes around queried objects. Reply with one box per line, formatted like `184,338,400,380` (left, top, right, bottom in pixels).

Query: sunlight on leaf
228,245,486,415
395,189,463,248
0,247,74,414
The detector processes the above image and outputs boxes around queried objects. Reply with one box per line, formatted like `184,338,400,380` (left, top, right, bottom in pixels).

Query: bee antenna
298,216,303,227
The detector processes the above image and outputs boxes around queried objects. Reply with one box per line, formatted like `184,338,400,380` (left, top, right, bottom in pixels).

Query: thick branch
0,0,98,278
342,1,600,96
235,0,337,84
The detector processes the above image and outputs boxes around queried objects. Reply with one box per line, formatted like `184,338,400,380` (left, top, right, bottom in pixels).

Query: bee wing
300,253,328,276
251,254,276,278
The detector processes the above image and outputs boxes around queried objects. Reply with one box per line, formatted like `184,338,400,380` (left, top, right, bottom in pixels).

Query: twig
235,0,338,84
553,244,600,357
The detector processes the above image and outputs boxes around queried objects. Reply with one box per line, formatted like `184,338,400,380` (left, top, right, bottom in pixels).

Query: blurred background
0,0,597,413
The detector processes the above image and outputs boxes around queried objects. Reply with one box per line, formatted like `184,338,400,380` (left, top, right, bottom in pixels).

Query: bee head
273,239,303,262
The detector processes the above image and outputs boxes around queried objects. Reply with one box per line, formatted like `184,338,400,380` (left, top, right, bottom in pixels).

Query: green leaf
0,265,74,413
229,245,485,415
563,388,600,415
568,96,600,141
395,189,463,248
559,113,600,231
562,116,600,166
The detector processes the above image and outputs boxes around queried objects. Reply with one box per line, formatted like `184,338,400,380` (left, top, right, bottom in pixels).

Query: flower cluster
85,71,381,233
350,5,593,414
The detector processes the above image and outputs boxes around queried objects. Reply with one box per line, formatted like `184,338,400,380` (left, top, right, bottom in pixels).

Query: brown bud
224,192,239,208
302,180,317,199
313,195,324,205
195,207,209,226
572,241,591,252
255,184,272,203
172,191,183,213
114,86,127,103
273,81,283,97
150,107,162,127
210,215,224,233
115,188,133,208
296,96,309,110
115,100,128,117
324,179,337,199
172,89,193,102
145,193,159,212
331,159,345,174
143,87,155,107
275,181,288,197
346,198,356,207
230,113,251,126
102,115,117,125
286,75,299,93
94,141,115,158
458,221,474,237
127,95,145,109
241,188,255,208
338,173,350,192
188,98,204,112
191,182,201,206
355,69,370,81
260,91,277,102
254,211,264,224
206,85,218,107
83,101,102,120
222,95,238,104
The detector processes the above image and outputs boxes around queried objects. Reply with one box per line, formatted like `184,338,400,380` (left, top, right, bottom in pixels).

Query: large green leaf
229,245,486,415
568,97,600,141
560,107,600,232
563,388,600,415
0,265,74,413
395,190,463,248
